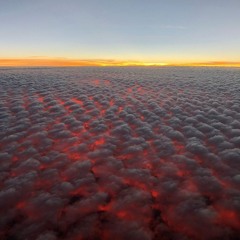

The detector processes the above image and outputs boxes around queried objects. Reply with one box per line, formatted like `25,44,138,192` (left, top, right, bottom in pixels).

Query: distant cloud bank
0,58,240,67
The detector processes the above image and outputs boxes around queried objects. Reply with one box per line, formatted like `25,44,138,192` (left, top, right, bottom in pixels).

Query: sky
0,0,240,66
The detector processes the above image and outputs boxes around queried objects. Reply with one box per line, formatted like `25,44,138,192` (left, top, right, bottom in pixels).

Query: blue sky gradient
0,0,240,64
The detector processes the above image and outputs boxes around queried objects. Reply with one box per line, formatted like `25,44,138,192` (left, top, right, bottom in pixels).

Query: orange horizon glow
0,58,240,68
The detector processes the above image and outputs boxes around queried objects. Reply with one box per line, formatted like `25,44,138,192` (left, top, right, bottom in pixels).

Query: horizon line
0,58,240,68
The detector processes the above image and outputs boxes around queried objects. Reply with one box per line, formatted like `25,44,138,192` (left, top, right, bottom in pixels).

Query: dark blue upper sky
1,0,240,63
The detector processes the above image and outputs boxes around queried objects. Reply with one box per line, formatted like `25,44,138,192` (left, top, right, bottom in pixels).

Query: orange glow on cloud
0,58,240,67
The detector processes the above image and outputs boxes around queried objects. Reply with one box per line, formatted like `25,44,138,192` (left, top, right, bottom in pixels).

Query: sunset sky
1,0,240,66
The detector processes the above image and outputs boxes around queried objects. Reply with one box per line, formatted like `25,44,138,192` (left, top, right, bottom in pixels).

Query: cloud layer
0,67,240,240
